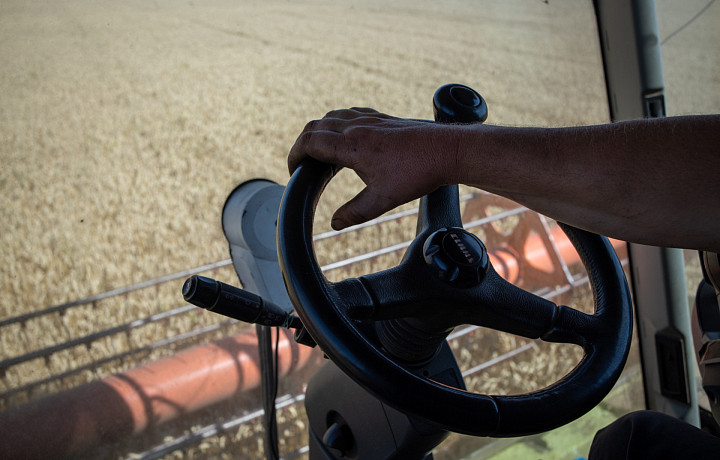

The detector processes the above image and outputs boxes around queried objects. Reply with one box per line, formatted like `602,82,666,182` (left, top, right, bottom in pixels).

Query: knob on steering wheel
277,85,632,437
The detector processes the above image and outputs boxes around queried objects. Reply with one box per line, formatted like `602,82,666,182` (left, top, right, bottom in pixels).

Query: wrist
443,123,493,187
431,123,473,187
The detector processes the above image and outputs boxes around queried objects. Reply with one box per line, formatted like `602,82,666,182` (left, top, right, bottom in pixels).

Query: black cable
272,327,280,452
257,324,280,460
661,0,716,45
183,275,304,458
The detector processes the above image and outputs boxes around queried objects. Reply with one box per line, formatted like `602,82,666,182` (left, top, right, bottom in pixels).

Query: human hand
288,108,459,230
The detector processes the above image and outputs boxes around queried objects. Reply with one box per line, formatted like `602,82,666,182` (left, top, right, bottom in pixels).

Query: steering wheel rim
278,158,633,437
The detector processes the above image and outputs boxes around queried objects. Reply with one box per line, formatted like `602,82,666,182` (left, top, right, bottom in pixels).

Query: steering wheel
277,93,632,439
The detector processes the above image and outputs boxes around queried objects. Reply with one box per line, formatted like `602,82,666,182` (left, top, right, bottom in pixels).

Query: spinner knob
423,227,489,287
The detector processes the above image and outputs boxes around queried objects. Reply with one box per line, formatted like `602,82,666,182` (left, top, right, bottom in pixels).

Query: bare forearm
288,108,719,251
454,115,720,251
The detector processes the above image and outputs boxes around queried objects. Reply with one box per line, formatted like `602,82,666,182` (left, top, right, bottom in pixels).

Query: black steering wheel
278,89,632,438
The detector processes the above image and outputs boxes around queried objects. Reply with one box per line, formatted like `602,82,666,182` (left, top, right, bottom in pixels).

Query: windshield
1,1,717,459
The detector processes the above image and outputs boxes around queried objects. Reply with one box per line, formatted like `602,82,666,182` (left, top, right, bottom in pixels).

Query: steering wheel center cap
423,227,489,286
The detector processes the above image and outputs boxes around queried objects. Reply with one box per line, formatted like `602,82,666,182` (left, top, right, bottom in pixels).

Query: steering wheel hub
423,227,489,286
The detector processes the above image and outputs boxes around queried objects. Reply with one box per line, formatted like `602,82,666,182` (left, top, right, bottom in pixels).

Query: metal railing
0,191,622,458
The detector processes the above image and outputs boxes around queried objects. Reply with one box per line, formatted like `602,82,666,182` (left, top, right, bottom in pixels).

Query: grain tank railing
0,191,627,458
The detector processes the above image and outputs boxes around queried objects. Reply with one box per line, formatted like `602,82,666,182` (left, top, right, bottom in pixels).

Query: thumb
331,187,394,230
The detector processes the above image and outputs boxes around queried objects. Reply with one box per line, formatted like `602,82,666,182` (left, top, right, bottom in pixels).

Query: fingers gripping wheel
278,85,633,437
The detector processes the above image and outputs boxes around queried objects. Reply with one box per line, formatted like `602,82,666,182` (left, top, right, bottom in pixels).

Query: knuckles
323,108,351,119
302,119,319,133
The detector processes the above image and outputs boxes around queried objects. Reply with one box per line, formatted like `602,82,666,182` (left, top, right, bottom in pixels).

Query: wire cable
257,324,280,460
661,0,716,45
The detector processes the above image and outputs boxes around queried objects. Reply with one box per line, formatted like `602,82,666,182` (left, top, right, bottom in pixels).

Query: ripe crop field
0,0,609,314
1,0,717,458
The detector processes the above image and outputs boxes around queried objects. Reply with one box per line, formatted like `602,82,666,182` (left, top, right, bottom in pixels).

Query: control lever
182,275,316,347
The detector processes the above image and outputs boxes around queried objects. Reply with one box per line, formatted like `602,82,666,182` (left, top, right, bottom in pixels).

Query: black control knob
182,275,297,328
423,228,489,287
433,83,488,124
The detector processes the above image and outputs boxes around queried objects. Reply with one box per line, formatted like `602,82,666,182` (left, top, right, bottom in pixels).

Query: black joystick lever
182,275,316,347
185,275,312,331
183,275,299,327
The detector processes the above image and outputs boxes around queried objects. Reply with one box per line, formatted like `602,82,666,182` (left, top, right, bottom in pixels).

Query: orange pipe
489,226,626,283
489,248,522,284
0,228,626,458
0,327,318,458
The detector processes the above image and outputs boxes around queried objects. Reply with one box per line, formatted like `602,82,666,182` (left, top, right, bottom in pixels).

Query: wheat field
1,0,718,458
0,0,612,315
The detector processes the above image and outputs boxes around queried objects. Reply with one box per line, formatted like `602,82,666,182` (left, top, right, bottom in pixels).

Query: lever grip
183,275,298,328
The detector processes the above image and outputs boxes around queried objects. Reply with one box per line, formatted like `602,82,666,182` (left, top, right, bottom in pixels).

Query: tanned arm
288,110,720,252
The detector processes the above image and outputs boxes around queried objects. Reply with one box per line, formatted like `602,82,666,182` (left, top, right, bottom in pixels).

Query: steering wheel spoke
457,269,560,340
331,264,442,321
417,185,463,235
327,278,376,320
540,303,597,346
